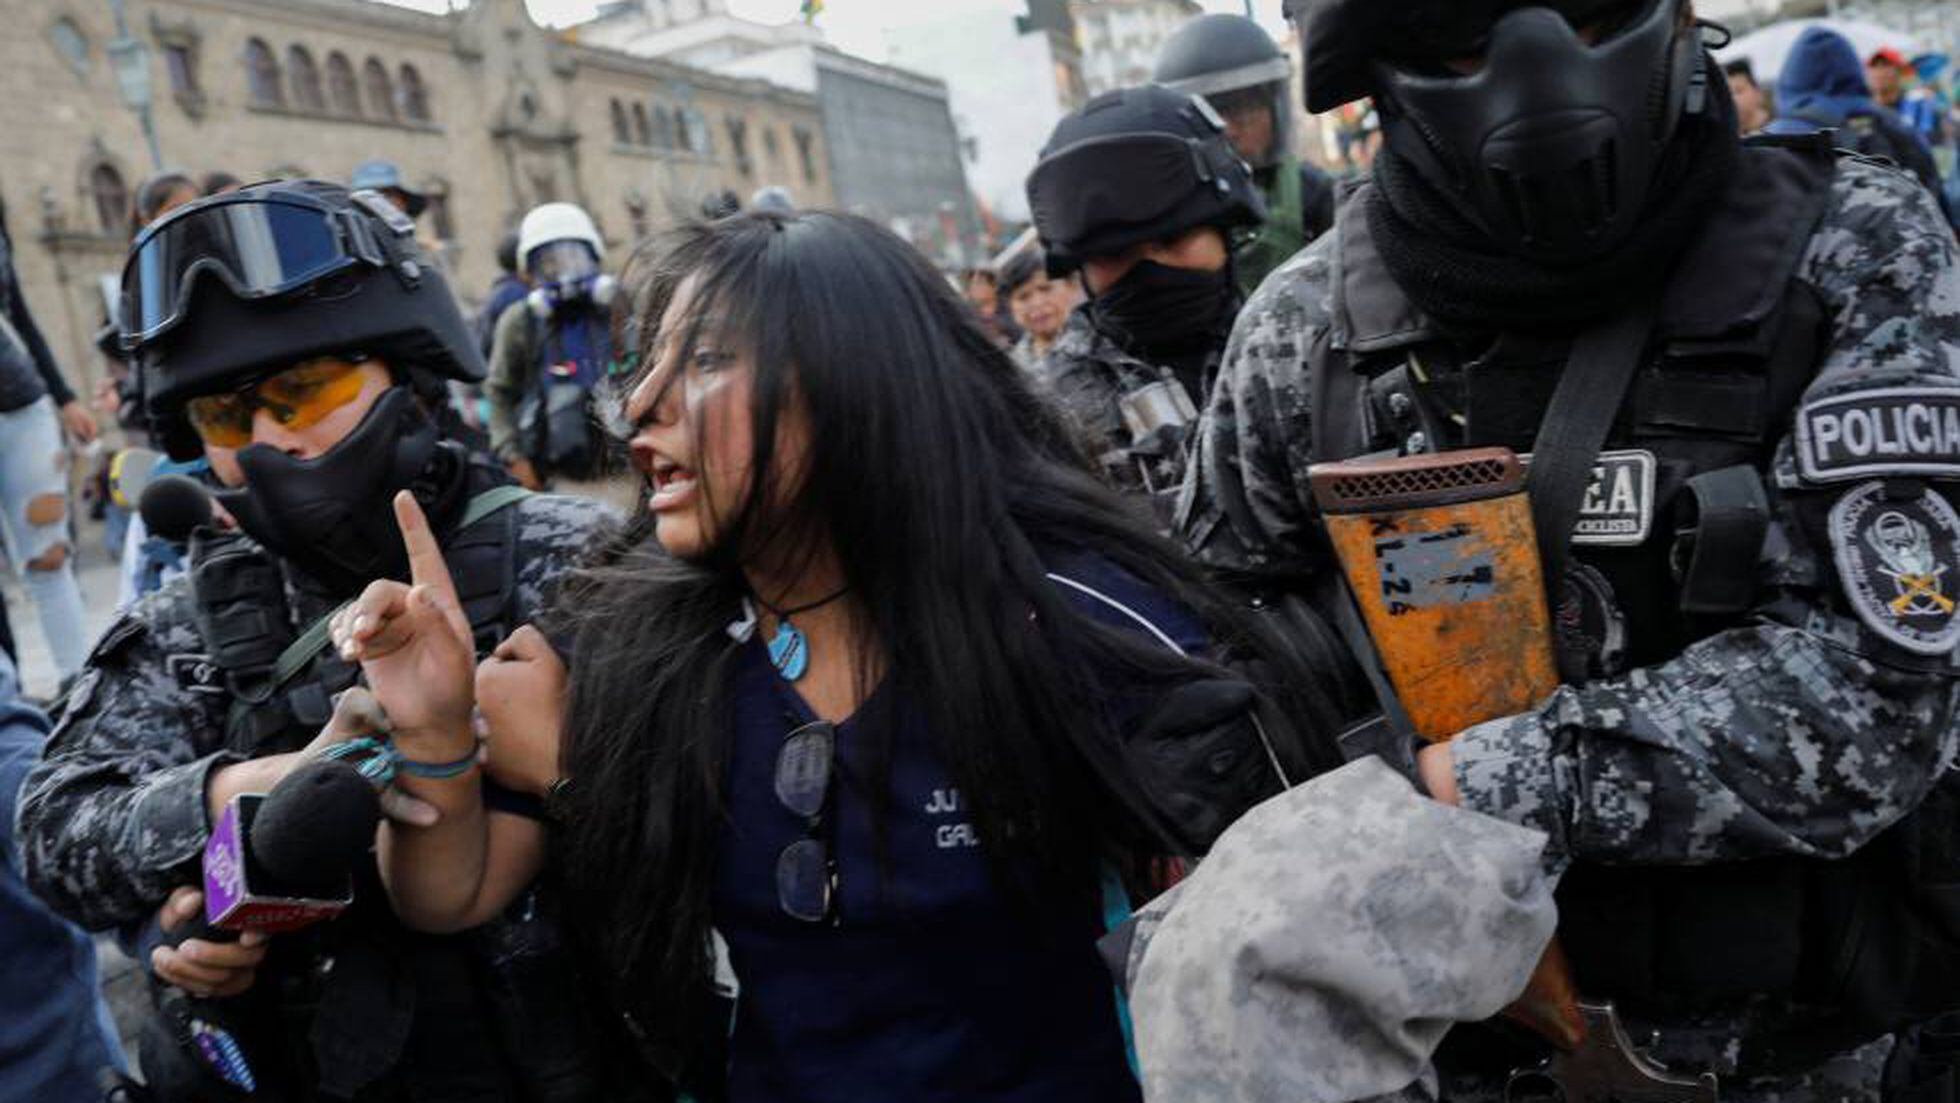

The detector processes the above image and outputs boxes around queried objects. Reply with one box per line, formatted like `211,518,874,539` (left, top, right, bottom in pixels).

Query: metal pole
106,0,164,171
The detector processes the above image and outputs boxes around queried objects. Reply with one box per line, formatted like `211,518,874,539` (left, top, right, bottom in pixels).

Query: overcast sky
381,0,1293,61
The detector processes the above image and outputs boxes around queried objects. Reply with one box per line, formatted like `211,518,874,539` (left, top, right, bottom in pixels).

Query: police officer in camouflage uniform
1027,84,1265,514
1180,0,1960,1099
15,181,632,1101
1153,13,1338,296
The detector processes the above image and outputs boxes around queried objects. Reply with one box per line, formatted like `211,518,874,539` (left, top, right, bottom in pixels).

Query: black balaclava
1090,259,1238,397
216,386,467,596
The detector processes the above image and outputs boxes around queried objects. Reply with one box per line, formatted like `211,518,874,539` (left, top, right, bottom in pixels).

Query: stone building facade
1068,0,1203,97
4,0,830,400
581,0,987,267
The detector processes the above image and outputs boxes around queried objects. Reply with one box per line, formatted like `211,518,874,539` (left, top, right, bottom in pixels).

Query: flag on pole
800,0,824,24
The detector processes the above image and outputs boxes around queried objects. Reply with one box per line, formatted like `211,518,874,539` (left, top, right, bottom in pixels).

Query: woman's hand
475,625,567,799
330,492,477,758
58,399,98,444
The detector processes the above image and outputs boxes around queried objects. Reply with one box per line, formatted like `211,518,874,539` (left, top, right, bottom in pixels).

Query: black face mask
217,386,454,595
1090,260,1236,355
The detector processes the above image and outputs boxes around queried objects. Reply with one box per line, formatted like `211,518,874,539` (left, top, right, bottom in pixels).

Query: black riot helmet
1028,85,1265,276
1153,14,1294,169
1285,0,1707,265
124,179,482,456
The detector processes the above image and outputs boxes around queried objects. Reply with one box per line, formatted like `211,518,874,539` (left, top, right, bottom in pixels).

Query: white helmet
517,202,605,269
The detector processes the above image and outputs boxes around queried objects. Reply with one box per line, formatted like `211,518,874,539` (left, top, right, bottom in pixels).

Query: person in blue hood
1767,26,1946,208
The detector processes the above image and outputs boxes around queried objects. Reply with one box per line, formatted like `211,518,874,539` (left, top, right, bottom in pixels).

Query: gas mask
525,240,618,319
1371,0,1701,264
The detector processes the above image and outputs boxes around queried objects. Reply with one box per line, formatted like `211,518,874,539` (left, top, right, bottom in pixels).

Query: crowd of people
3,1,1960,1102
1726,30,1960,225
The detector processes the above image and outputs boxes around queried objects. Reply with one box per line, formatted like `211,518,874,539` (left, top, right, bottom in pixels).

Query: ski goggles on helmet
1377,0,1662,66
183,355,373,448
120,190,409,350
1028,99,1246,260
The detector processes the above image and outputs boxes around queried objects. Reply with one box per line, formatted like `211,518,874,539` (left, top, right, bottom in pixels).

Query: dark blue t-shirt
711,558,1202,1103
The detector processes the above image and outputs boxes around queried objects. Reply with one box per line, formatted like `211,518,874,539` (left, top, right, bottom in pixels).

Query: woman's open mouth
648,455,698,512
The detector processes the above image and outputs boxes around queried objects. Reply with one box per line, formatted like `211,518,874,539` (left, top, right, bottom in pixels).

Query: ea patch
1797,388,1960,483
167,654,227,695
1519,449,1657,546
1829,481,1960,656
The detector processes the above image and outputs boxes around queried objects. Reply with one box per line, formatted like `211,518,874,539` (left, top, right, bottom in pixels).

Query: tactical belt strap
268,486,534,690
1528,303,1659,610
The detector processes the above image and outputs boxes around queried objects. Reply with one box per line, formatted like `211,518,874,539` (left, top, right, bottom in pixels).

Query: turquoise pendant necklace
754,586,849,682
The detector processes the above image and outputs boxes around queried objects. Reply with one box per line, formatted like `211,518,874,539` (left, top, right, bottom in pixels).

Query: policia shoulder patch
1798,388,1960,483
1830,480,1960,655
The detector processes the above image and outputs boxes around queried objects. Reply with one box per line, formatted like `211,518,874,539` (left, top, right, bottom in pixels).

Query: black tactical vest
172,455,627,1103
1312,139,1960,1072
188,456,520,757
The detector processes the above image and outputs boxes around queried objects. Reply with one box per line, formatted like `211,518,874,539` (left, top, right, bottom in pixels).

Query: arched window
363,57,395,121
422,179,454,242
682,109,709,156
654,107,676,150
610,99,630,145
625,192,649,241
89,163,129,236
725,116,751,177
326,52,360,115
245,38,282,106
398,64,429,122
762,127,780,167
793,126,817,184
49,17,90,78
632,103,651,147
287,45,324,112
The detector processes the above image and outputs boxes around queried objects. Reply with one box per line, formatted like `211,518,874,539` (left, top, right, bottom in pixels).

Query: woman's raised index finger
392,491,461,603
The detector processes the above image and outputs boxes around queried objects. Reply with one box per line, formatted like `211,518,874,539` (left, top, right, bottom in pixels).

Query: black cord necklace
752,585,849,681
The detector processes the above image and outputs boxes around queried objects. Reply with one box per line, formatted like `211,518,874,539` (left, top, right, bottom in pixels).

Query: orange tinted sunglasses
184,356,373,448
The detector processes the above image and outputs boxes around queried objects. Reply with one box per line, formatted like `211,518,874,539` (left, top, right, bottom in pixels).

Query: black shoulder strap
1528,304,1660,616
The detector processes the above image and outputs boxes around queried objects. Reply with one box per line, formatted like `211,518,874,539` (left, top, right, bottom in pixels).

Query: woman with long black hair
333,209,1343,1102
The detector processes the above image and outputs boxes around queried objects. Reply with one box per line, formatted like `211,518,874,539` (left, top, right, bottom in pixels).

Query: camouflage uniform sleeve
15,588,237,929
1042,310,1129,465
484,302,534,463
1177,243,1337,582
508,492,619,623
1450,161,1960,878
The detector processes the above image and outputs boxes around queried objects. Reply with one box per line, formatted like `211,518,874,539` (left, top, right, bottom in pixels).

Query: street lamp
105,0,164,171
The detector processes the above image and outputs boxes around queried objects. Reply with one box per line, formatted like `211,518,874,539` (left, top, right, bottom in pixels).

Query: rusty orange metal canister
1308,447,1560,742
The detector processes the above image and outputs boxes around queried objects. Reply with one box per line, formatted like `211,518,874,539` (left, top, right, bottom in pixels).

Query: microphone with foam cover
249,759,384,901
158,760,381,1092
138,473,216,545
